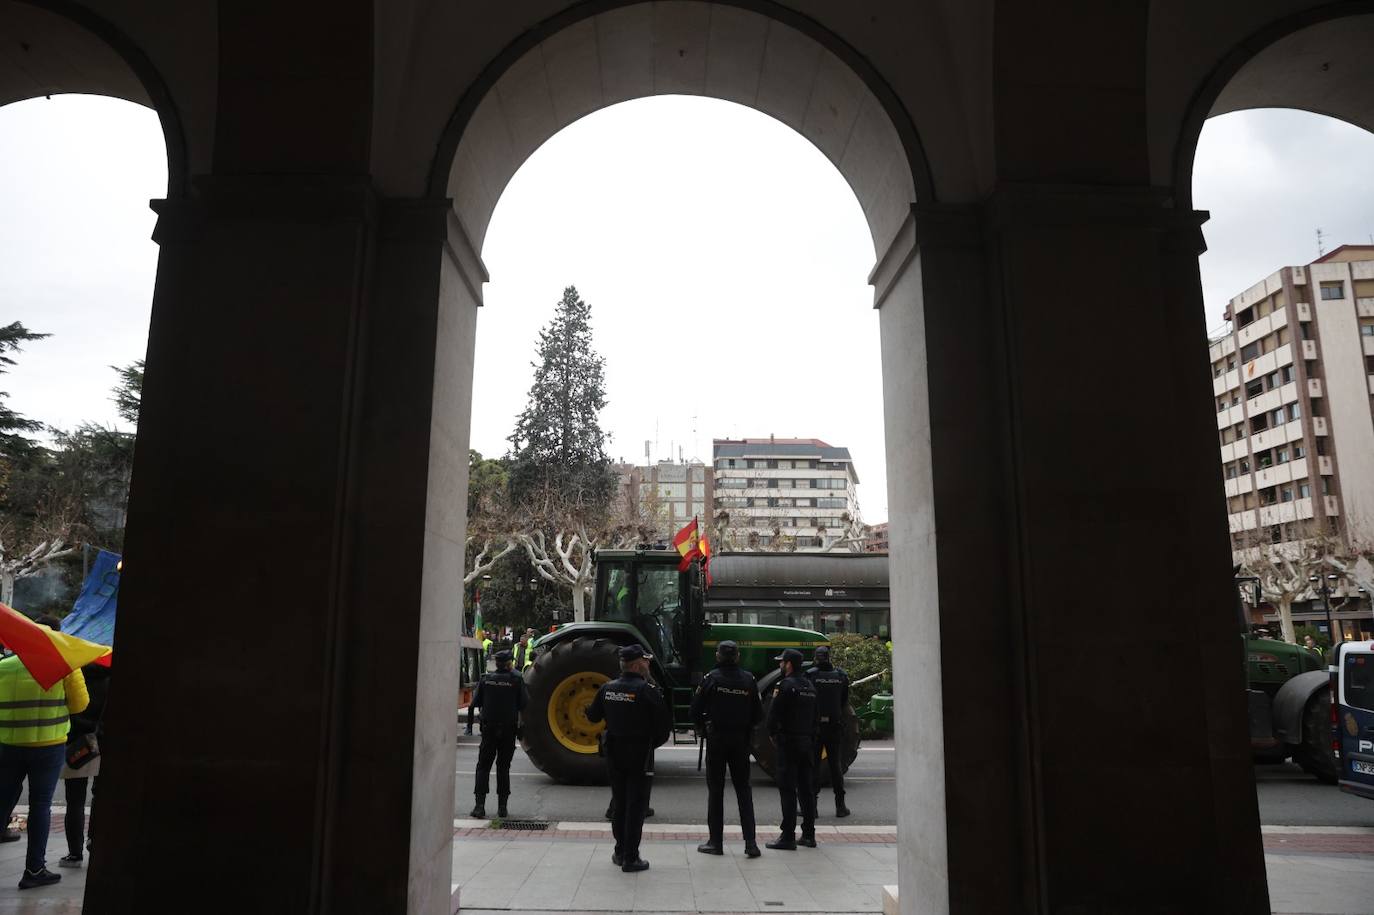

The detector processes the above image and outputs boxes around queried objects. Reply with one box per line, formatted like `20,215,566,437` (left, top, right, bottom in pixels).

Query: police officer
690,640,763,858
807,644,851,817
465,649,527,819
586,644,671,872
765,648,818,850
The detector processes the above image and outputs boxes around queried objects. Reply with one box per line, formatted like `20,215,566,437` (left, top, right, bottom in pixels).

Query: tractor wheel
1295,689,1339,785
749,669,861,784
520,636,621,785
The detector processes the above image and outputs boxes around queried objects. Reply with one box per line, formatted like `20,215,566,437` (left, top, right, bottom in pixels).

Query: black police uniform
586,646,672,868
466,657,527,816
806,655,851,813
690,649,763,851
766,655,818,844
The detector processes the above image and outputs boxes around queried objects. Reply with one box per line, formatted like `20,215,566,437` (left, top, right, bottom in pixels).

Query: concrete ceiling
443,2,917,262
1210,13,1374,134
0,2,149,108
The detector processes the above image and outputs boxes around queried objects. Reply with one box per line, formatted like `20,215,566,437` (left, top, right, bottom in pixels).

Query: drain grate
763,902,784,907
495,819,550,831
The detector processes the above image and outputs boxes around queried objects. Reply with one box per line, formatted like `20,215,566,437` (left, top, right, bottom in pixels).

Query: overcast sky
3,97,1374,524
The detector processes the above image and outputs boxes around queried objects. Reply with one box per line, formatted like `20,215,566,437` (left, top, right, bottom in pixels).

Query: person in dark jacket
806,644,851,817
690,640,763,857
586,644,671,873
765,648,818,850
59,662,109,867
466,650,527,818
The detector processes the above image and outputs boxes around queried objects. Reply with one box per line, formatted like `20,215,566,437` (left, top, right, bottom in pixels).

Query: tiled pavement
0,813,1366,912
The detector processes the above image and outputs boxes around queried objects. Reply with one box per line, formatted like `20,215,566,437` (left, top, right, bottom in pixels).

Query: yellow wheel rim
547,671,610,754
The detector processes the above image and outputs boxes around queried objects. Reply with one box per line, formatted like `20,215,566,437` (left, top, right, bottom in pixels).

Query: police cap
715,640,739,660
814,645,831,661
773,648,804,666
493,649,513,663
618,643,654,661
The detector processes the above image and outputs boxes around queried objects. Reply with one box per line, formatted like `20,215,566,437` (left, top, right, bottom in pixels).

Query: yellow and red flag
0,602,112,690
673,518,702,571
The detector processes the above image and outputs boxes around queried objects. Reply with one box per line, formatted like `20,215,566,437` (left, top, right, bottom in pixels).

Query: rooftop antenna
1316,227,1327,257
644,439,651,466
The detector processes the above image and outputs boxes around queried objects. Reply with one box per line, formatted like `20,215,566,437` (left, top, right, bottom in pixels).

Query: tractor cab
591,549,704,683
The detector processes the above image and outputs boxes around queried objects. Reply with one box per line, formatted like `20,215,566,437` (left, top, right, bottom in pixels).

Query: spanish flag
0,602,112,690
699,530,713,586
673,518,702,571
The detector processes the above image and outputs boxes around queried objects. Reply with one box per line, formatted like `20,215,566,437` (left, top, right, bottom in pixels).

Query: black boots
696,842,724,855
798,833,817,848
744,843,762,858
765,835,797,851
497,796,509,818
835,794,851,818
469,796,486,818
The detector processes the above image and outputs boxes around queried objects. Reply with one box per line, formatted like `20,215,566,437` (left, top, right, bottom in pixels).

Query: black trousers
474,727,516,798
774,735,815,839
814,723,845,799
606,738,653,862
64,775,96,857
705,732,755,845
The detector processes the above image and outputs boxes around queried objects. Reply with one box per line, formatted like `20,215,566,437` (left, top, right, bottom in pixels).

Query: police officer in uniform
690,640,763,858
586,644,671,872
765,648,818,850
465,649,527,819
806,644,851,817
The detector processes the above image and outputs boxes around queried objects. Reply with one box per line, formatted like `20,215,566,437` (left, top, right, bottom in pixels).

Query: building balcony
1220,439,1249,463
1228,509,1258,533
1325,495,1341,517
1358,296,1374,317
1364,336,1374,357
1312,416,1328,436
1307,378,1323,398
1319,455,1334,475
1296,301,1312,321
1302,340,1318,360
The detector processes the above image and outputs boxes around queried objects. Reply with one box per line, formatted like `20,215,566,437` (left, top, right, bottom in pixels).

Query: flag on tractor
673,518,703,571
0,602,112,690
474,591,484,642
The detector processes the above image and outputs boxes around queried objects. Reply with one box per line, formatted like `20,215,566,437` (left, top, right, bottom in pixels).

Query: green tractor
1245,633,1338,783
519,548,863,784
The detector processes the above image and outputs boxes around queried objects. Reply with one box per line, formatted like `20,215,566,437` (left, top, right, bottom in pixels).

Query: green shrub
826,633,893,737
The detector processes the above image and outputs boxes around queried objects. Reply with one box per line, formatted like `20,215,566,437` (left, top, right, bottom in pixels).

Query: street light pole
1309,572,1340,646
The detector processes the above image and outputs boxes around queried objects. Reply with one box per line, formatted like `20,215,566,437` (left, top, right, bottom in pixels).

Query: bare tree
512,482,653,621
1236,518,1374,643
0,516,76,607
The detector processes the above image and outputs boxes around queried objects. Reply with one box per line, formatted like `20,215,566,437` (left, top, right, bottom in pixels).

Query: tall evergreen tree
0,322,49,460
507,286,615,508
110,359,144,426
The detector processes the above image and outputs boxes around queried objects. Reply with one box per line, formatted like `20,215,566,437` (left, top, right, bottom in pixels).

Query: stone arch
0,0,187,195
1168,2,1374,209
428,1,929,280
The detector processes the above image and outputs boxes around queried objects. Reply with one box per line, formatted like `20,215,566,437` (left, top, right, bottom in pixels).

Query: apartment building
614,460,713,540
1209,245,1374,634
864,521,890,553
712,438,862,550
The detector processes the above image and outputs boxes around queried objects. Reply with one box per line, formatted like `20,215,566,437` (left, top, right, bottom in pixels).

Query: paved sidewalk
0,814,1366,912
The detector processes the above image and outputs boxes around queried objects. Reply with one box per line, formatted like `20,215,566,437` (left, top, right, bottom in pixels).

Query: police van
1337,640,1374,801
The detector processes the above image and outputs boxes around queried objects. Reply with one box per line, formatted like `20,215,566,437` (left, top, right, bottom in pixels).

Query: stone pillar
883,188,1269,913
84,182,464,914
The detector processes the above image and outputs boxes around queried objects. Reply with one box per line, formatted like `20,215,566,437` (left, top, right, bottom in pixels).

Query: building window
1259,487,1277,505
817,498,846,508
1300,322,1312,340
1361,322,1374,337
1280,365,1294,385
1225,464,1237,480
1240,341,1261,362
1245,381,1263,400
1275,447,1289,464
1288,402,1300,421
1320,282,1344,300
1293,444,1305,459
1323,478,1332,495
1236,306,1254,327
1213,362,1224,378
1227,357,1236,371
1299,483,1311,499
1265,371,1279,390
1277,326,1290,346
1256,451,1272,469
1280,487,1293,503
1217,398,1227,413
719,478,747,489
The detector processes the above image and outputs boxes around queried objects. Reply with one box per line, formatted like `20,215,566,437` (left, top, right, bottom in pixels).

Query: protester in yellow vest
0,616,89,890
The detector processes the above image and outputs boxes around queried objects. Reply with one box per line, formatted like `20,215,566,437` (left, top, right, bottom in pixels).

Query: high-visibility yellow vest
0,656,71,746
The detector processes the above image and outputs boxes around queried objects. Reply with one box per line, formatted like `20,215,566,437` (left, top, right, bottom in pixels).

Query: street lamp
1309,572,1341,646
